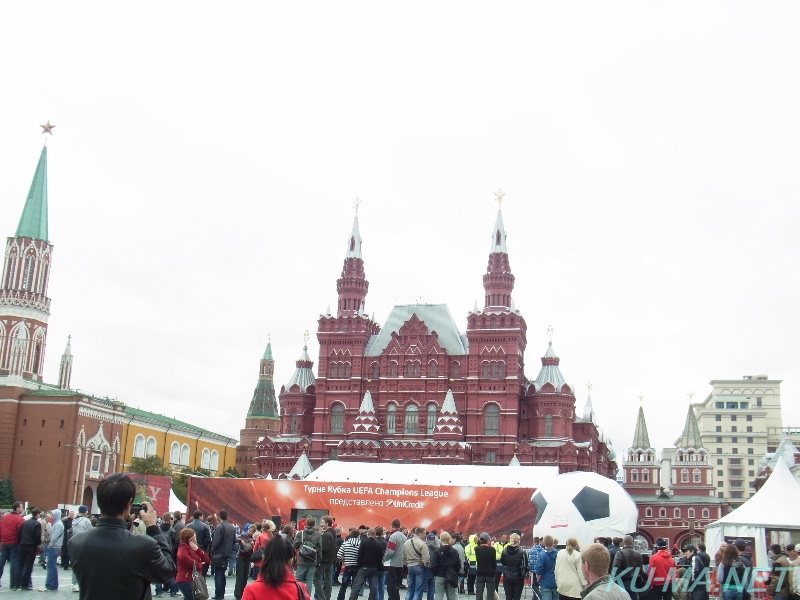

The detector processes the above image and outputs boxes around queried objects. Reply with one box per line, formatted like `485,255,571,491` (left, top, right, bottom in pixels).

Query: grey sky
2,2,798,458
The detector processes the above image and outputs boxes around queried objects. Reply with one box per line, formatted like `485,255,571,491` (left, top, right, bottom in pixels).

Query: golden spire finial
353,197,362,214
586,382,593,392
494,189,506,207
687,390,694,401
303,330,310,346
638,393,644,404
547,324,554,342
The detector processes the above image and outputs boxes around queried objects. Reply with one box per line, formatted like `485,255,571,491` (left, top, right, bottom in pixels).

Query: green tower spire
16,146,49,242
247,341,279,419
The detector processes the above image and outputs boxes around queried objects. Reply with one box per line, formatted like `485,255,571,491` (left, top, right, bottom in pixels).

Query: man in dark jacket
315,516,338,600
68,474,175,600
15,507,42,591
612,535,644,600
188,510,212,575
348,528,384,600
475,532,497,600
210,509,236,600
295,517,323,598
500,533,527,600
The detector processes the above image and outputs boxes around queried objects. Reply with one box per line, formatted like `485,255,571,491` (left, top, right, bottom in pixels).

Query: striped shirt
337,536,361,567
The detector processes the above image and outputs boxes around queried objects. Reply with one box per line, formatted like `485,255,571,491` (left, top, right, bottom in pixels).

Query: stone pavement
0,570,425,599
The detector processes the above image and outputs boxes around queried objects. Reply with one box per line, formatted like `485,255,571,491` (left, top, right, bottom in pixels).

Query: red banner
188,478,538,545
127,473,173,517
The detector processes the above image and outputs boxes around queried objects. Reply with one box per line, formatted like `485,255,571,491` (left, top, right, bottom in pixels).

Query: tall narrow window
405,405,419,434
544,413,553,437
451,362,460,378
370,362,380,379
428,361,437,377
630,469,639,482
485,404,500,435
133,434,145,458
210,450,219,471
681,469,689,483
692,469,701,483
386,404,396,434
180,444,190,467
201,448,211,469
290,412,298,434
426,403,437,434
331,405,344,434
389,362,398,377
170,442,180,464
22,255,35,291
146,436,157,457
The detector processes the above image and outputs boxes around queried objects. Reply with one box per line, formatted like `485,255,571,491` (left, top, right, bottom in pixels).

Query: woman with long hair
243,536,311,600
555,538,586,600
717,544,746,600
176,527,210,600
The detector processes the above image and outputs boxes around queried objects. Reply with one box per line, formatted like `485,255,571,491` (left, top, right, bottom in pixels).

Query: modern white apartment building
693,375,782,504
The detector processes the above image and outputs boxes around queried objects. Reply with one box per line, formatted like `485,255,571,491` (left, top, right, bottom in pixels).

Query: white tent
169,488,187,513
704,457,800,567
305,460,559,487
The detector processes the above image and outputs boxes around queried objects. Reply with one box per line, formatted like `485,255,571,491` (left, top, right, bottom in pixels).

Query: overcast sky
2,2,798,459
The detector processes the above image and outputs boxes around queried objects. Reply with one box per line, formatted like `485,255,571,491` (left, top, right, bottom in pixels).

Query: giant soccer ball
532,471,638,548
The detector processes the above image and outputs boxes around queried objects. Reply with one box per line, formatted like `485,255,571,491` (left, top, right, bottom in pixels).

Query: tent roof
169,488,187,513
305,460,559,488
709,457,800,528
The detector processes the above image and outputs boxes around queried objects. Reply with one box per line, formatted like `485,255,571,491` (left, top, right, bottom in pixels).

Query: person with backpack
431,532,461,600
501,533,528,600
294,517,322,599
717,544,747,600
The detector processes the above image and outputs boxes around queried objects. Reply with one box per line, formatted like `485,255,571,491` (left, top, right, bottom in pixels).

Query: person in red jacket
244,536,310,600
0,502,25,589
649,540,677,600
176,527,210,600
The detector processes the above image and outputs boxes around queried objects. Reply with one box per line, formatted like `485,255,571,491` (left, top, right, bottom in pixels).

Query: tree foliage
223,466,242,478
172,467,212,505
0,477,15,506
128,455,172,477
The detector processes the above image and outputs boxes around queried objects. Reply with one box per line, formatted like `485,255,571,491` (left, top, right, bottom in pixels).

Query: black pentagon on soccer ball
532,491,548,524
571,486,610,521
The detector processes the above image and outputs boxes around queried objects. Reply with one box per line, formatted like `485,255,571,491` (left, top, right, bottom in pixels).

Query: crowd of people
2,488,799,600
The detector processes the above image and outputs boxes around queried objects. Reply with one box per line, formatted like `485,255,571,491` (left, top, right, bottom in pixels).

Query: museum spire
336,205,369,317
482,191,514,311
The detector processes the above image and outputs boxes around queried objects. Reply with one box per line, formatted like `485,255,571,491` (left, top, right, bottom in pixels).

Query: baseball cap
656,540,668,548
427,533,436,541
358,524,368,530
480,532,490,543
78,505,89,514
734,538,747,550
785,543,796,552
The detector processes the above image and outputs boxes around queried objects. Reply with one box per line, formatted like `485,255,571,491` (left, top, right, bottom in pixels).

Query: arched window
428,361,437,377
681,469,689,483
331,405,344,434
451,362,460,378
544,413,553,437
201,448,211,469
426,403,437,434
630,469,639,482
674,508,681,518
180,444,190,467
210,450,219,471
692,469,701,483
485,404,500,435
701,508,709,519
344,362,351,378
404,405,418,434
389,361,398,377
290,412,298,434
170,442,180,464
370,362,380,380
387,404,396,434
645,507,653,518
688,508,695,519
482,362,490,377
133,434,146,458
659,507,666,518
146,436,157,457
642,469,650,482
405,361,420,378
22,255,35,291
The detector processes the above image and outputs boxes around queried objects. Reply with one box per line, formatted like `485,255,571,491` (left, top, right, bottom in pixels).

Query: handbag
299,531,318,562
192,561,209,600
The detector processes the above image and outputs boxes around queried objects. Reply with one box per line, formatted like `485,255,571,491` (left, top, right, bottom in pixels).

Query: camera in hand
131,503,147,515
